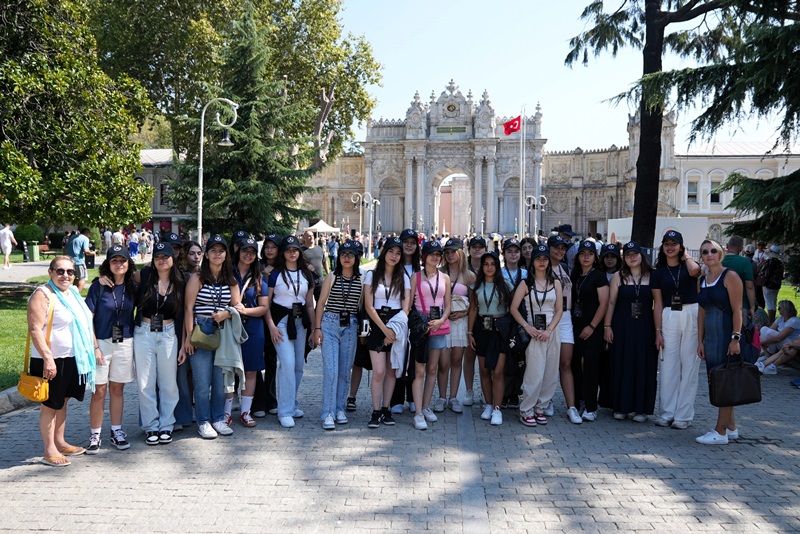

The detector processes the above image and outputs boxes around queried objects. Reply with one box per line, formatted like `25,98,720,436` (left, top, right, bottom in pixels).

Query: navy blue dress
697,269,734,374
234,271,267,372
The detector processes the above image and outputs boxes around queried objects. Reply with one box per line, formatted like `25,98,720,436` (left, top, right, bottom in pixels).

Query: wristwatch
731,332,741,341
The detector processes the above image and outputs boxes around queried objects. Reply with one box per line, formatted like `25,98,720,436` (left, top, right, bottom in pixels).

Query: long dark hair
98,256,137,298
233,247,263,296
372,244,405,301
334,252,361,277
620,251,653,281
274,248,313,287
200,246,236,286
143,256,184,306
473,253,511,308
571,249,600,282
520,237,537,270
525,255,556,287
402,234,421,273
179,240,202,272
656,242,686,269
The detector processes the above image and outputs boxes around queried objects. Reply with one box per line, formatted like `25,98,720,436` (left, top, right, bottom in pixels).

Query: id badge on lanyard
631,301,643,320
671,293,683,311
339,311,350,327
150,313,164,332
111,324,124,342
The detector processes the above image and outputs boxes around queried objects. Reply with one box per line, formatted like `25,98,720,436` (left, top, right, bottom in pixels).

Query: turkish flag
504,115,521,135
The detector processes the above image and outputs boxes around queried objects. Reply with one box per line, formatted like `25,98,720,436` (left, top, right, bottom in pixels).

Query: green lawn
0,287,31,390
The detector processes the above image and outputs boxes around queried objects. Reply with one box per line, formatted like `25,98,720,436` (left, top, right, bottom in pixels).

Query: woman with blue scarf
27,256,100,467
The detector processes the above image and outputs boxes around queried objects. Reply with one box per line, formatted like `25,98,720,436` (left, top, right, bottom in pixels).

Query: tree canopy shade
88,0,381,159
565,0,755,246
164,4,321,236
0,0,153,227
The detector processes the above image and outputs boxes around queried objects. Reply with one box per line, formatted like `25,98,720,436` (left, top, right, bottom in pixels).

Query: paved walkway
1,347,799,533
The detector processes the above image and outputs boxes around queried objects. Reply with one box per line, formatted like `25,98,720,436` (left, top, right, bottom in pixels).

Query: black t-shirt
571,268,608,325
650,262,698,305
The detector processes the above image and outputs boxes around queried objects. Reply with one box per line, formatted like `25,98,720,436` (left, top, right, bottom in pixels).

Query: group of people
25,222,790,466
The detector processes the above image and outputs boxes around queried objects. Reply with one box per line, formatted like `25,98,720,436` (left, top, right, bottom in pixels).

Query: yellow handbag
17,289,55,402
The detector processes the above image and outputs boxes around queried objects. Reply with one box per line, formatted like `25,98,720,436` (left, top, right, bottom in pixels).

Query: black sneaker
381,407,395,426
507,396,520,409
368,410,381,428
110,429,130,450
86,433,101,455
158,430,172,444
346,396,357,412
145,431,160,446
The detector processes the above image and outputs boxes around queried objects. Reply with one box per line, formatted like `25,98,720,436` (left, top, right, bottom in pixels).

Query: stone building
150,80,800,240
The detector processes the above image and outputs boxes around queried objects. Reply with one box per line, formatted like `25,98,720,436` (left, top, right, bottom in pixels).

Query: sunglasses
701,248,719,255
54,268,75,276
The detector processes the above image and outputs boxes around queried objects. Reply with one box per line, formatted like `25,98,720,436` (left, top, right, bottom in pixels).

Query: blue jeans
320,312,357,419
133,322,179,432
174,361,194,426
189,347,226,425
275,316,306,419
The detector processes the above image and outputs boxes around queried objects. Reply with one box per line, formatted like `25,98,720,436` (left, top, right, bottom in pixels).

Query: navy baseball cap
153,241,175,257
232,230,250,244
383,236,402,251
238,238,257,252
422,241,443,255
107,245,129,260
339,241,358,256
163,232,181,246
443,238,463,251
469,236,487,248
280,235,302,251
263,233,282,247
206,235,227,249
531,244,550,260
576,240,597,255
623,241,643,255
503,238,521,252
399,229,418,242
600,243,620,258
547,235,568,248
662,230,683,245
352,240,364,255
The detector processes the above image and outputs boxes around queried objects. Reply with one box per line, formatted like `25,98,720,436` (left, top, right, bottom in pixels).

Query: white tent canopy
304,220,340,233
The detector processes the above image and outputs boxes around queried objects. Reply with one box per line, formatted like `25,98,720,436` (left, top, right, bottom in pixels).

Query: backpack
755,258,784,290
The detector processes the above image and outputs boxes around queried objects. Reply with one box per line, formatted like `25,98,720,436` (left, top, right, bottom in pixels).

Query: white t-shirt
363,270,410,309
0,227,15,249
112,231,125,245
778,316,800,344
268,269,310,307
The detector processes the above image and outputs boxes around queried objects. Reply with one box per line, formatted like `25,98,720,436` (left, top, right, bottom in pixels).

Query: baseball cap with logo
399,229,418,242
206,235,228,249
468,236,487,248
238,238,257,252
623,242,643,255
153,242,175,257
444,238,463,251
576,240,597,255
422,241,443,255
163,233,181,246
662,230,683,245
233,230,250,245
339,241,358,256
264,233,282,247
503,238,521,253
531,244,550,260
107,245,130,259
280,235,302,251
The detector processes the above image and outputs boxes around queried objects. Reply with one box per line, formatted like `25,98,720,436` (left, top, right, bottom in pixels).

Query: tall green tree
566,0,749,246
165,4,320,236
0,0,153,227
88,0,381,159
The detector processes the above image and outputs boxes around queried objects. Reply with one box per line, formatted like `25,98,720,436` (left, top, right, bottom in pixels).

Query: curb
0,385,34,416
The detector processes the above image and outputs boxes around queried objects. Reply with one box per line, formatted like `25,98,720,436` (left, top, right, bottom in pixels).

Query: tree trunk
631,0,665,248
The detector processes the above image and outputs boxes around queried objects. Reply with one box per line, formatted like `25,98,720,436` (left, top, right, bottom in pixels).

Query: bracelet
315,328,321,331
94,345,100,350
604,325,611,328
588,324,596,330
656,329,662,332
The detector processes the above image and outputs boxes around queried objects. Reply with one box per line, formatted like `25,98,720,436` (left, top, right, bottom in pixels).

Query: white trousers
658,303,701,423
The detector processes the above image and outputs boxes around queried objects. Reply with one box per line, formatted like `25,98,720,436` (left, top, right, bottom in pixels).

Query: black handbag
508,288,534,358
708,355,762,407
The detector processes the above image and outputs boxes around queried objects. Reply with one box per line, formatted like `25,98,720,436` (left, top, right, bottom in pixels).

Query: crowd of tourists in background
19,220,798,467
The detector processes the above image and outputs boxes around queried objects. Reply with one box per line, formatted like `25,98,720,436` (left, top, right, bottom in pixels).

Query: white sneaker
433,398,446,412
212,420,233,436
480,404,494,420
543,401,555,417
582,410,597,422
463,389,474,406
390,404,404,414
268,407,278,415
335,411,348,425
322,414,335,430
654,417,672,427
696,429,728,445
252,410,267,418
763,364,778,375
448,398,464,414
409,402,416,413
755,361,765,373
198,422,218,439
631,414,649,423
279,416,295,428
727,427,739,439
756,355,767,364
671,420,692,430
413,414,428,430
490,407,503,426
567,407,583,424
293,408,305,418
422,406,438,422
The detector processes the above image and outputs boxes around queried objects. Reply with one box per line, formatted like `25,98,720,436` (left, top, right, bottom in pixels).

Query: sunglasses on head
701,248,719,255
54,268,75,276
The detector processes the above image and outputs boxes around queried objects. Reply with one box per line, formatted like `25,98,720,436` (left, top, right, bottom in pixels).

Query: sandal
41,455,70,467
535,413,548,425
59,445,86,456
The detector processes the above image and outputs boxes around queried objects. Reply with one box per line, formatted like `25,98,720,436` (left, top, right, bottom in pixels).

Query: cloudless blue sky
340,0,780,153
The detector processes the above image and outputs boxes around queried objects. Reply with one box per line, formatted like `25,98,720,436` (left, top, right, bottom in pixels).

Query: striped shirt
324,274,362,315
194,283,231,316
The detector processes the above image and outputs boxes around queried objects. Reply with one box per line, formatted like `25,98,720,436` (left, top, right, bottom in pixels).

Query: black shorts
29,357,86,410
353,338,372,371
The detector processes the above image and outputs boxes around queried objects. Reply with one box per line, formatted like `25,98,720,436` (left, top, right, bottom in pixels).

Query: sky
340,0,782,153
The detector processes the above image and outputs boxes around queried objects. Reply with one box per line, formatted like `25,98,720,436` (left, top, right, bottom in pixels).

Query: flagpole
519,105,525,236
